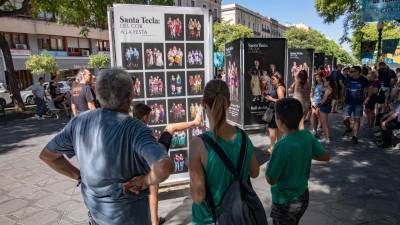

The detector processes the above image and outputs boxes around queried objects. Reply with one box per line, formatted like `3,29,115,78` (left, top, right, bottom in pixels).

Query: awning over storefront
12,56,90,71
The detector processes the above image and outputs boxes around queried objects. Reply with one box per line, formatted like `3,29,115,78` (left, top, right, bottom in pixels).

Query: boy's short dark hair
352,65,362,73
275,98,303,130
132,103,152,120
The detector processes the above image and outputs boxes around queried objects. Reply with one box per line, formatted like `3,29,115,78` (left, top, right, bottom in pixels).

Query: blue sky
222,0,352,53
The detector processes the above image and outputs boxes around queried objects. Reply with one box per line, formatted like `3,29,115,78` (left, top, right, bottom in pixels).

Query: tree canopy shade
213,21,254,52
284,27,355,64
351,22,400,60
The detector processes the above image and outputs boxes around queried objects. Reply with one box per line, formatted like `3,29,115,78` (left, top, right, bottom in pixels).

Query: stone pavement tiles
0,114,400,225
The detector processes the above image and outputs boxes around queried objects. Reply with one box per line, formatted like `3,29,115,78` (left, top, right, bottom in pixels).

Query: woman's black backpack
199,129,268,225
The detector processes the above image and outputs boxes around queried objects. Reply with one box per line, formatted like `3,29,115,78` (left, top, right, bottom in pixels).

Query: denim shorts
319,104,331,114
344,104,363,118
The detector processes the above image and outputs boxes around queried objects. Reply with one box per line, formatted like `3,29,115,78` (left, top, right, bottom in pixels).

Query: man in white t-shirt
32,77,46,120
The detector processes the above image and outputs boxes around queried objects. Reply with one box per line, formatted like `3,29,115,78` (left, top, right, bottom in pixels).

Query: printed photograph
188,97,205,122
145,72,166,98
187,71,204,95
152,126,166,141
186,14,204,41
129,73,144,99
147,100,167,125
167,71,186,97
165,14,184,40
171,131,188,149
168,99,187,123
166,43,185,69
186,43,204,68
144,43,165,70
121,43,143,70
226,60,239,102
189,126,207,141
170,150,188,174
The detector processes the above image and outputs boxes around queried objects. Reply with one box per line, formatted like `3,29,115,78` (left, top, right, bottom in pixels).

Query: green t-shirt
192,127,254,224
266,129,325,205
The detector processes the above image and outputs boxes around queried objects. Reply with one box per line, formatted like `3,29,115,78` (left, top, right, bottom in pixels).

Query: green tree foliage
32,0,175,34
213,21,254,52
315,0,363,43
351,22,400,60
89,53,111,69
284,27,355,64
26,52,58,76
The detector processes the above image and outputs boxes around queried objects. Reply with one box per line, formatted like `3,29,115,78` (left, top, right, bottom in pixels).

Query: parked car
0,83,12,107
0,83,13,108
20,81,72,105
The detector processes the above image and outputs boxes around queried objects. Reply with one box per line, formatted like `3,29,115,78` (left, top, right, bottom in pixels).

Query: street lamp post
376,21,384,63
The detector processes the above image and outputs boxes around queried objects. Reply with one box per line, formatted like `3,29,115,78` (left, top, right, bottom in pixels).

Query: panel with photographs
186,14,204,41
187,71,204,96
170,150,188,174
145,72,166,98
147,100,167,125
121,43,143,70
166,43,185,69
168,99,187,123
171,130,188,149
186,43,204,68
165,14,184,41
152,126,166,141
129,73,145,99
167,71,186,97
144,43,165,70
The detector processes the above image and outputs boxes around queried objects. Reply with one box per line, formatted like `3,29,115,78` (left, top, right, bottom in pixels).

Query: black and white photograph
187,71,204,95
168,99,187,123
144,43,165,70
129,73,144,99
152,126,166,141
145,72,165,98
167,71,186,97
166,43,185,69
165,14,184,40
170,150,188,174
171,131,188,149
186,14,204,41
147,100,167,125
186,43,204,68
121,43,143,70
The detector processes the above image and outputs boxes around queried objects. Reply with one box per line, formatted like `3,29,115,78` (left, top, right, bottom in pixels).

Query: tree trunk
0,33,25,111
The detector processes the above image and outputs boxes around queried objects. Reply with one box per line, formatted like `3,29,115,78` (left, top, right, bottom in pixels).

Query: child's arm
312,151,330,161
165,113,202,134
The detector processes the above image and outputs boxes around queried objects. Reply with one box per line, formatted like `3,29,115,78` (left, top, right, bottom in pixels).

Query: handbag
262,105,274,123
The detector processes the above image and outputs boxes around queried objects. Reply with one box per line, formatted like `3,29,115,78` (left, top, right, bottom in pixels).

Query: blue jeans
34,97,46,117
344,104,363,118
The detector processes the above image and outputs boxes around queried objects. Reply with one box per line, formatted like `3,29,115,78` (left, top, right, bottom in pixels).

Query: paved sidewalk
0,114,400,225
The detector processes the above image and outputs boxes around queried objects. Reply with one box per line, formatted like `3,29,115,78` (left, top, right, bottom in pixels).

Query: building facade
221,3,288,38
175,0,221,21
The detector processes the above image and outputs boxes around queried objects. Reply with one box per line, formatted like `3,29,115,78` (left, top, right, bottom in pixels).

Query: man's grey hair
96,68,133,110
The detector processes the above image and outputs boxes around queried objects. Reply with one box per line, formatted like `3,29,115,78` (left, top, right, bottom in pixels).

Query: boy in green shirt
266,98,330,225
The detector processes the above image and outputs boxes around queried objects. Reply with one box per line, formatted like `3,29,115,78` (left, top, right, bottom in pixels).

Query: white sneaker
320,138,330,144
39,116,45,120
35,114,41,120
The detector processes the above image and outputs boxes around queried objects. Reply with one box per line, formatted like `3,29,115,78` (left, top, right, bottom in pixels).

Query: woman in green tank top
189,80,260,225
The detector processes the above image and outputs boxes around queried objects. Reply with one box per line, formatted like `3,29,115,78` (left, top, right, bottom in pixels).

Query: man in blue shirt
39,68,175,225
343,66,370,144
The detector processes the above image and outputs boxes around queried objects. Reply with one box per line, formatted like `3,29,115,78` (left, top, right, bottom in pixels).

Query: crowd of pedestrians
37,62,399,225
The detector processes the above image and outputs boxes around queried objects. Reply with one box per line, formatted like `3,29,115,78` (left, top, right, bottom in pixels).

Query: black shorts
267,114,278,129
271,190,309,225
